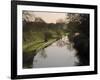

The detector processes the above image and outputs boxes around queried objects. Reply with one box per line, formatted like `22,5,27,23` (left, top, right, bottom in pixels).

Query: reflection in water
33,36,79,68
23,50,37,68
72,35,89,66
40,49,47,58
56,36,74,51
23,35,89,68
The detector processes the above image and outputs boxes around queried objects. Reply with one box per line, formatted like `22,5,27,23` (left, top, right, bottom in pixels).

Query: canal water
33,36,79,68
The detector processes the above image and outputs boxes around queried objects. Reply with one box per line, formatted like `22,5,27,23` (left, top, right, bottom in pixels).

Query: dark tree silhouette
66,13,90,66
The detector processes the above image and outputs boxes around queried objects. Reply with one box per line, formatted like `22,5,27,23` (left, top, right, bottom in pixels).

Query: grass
23,30,68,55
23,39,57,53
23,40,44,50
36,39,56,52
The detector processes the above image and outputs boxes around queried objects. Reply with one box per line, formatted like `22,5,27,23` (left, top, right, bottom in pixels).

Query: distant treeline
23,13,90,67
22,19,66,68
23,19,66,44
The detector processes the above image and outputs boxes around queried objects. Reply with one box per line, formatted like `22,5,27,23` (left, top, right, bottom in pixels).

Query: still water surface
33,36,79,68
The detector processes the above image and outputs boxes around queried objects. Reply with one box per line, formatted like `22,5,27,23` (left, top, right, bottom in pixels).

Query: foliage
66,13,90,66
22,17,67,68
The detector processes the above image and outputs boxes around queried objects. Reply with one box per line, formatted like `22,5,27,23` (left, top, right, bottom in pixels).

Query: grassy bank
23,39,57,53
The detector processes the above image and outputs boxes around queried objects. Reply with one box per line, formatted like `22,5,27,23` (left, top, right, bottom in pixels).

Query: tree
66,13,90,66
44,32,52,42
22,11,35,22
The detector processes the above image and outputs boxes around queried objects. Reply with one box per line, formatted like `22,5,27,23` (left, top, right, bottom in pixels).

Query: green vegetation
23,39,56,53
23,11,90,68
23,21,67,54
23,19,67,68
66,13,90,65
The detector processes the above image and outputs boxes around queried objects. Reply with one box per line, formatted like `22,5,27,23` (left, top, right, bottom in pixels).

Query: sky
23,11,66,23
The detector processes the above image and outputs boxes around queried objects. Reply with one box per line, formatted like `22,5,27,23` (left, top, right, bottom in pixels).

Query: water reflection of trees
56,35,89,66
56,37,73,51
73,35,89,66
23,50,37,68
40,49,47,58
23,49,48,68
56,37,68,47
65,13,90,66
56,39,66,47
